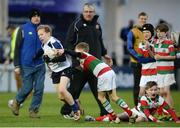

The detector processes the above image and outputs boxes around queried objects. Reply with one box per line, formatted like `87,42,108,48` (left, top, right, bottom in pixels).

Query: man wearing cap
10,9,46,118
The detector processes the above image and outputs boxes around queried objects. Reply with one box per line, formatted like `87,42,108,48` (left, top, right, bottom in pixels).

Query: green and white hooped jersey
154,39,175,74
137,95,165,114
79,52,111,77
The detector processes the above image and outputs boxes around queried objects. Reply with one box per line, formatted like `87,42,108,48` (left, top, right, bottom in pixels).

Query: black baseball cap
142,23,154,36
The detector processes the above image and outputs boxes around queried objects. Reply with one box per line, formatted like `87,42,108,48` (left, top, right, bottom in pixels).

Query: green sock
102,100,114,114
116,98,132,116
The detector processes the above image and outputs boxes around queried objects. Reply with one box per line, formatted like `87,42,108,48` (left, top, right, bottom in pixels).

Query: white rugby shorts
97,70,116,92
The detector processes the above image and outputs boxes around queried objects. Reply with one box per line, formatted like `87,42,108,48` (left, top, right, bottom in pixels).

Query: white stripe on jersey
138,41,156,73
154,46,173,53
156,61,174,67
93,62,109,77
142,62,156,69
42,36,71,72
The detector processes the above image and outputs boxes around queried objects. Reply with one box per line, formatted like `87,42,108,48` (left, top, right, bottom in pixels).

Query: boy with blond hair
37,25,80,120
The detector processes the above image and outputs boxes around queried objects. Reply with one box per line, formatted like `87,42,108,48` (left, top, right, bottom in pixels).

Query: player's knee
60,98,65,102
98,95,102,101
136,116,146,122
139,88,145,97
139,91,143,97
159,89,164,96
161,90,168,97
110,97,116,102
59,87,66,96
109,95,118,102
98,95,104,102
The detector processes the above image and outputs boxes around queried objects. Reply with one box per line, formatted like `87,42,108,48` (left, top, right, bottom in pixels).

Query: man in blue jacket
10,9,46,118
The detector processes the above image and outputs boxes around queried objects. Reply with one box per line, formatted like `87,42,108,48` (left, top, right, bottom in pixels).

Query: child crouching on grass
53,42,136,123
37,25,80,120
117,81,180,123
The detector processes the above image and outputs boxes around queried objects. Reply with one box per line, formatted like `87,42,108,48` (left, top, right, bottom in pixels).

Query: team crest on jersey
83,23,87,27
163,49,166,53
96,24,99,29
28,32,33,35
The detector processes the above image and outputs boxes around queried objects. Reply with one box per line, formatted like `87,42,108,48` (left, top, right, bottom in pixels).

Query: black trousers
60,68,108,116
131,62,142,106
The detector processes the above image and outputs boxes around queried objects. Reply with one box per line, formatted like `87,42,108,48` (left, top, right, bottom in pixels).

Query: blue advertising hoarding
9,0,86,13
112,66,134,88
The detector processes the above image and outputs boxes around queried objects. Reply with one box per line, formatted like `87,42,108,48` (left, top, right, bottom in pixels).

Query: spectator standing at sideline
10,9,46,118
5,25,22,91
120,20,134,65
61,3,112,117
127,12,148,106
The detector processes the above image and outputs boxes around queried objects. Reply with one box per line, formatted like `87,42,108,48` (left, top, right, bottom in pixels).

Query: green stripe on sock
102,100,114,113
116,98,124,105
102,100,109,107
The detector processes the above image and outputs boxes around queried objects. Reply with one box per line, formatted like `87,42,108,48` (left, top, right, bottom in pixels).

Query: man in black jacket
61,3,112,117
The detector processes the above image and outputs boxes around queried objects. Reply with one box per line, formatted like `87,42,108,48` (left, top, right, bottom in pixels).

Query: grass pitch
0,90,180,127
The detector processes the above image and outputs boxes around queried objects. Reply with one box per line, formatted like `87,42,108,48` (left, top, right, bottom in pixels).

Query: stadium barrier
0,64,180,92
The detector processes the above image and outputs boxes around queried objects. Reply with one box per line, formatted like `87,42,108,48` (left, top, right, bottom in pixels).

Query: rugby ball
44,49,56,59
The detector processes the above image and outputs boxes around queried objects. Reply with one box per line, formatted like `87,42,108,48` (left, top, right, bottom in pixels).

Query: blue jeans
16,64,46,112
